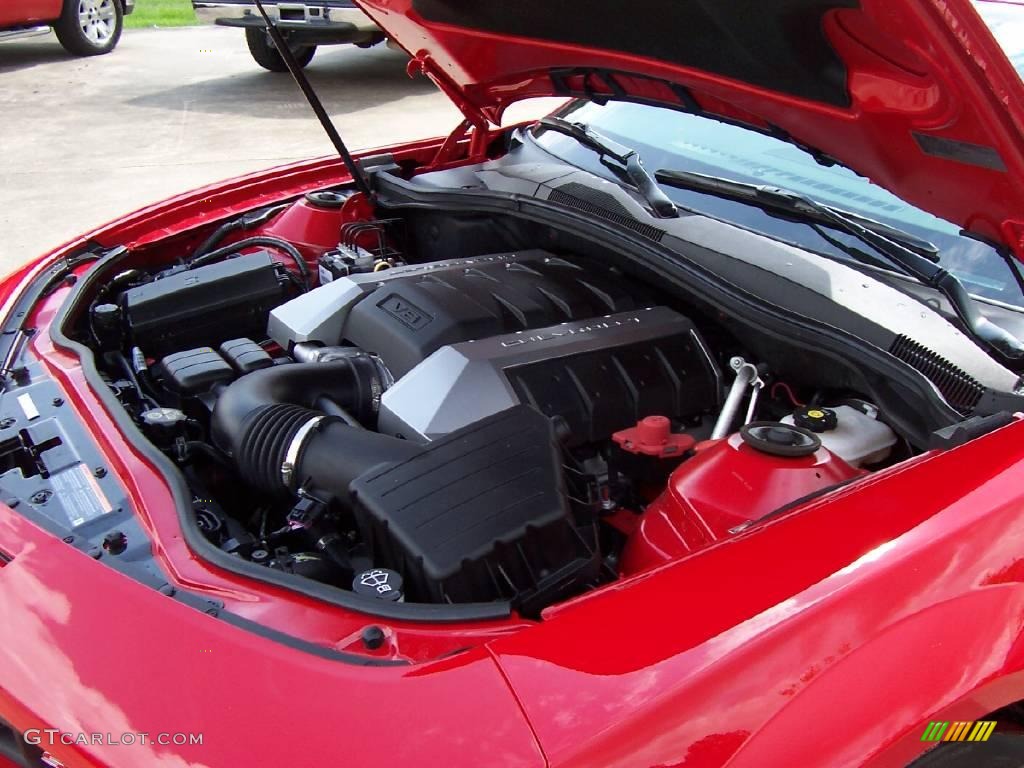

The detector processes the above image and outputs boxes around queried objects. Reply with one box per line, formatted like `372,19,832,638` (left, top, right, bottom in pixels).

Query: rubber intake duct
211,356,419,494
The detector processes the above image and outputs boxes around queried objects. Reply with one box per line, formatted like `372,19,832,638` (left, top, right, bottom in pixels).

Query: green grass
125,0,198,28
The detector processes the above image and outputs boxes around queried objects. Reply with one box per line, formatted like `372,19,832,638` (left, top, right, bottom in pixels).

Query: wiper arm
656,169,939,259
536,117,679,219
656,169,1024,361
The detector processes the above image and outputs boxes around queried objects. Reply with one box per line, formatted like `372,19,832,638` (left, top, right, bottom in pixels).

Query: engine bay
66,185,921,620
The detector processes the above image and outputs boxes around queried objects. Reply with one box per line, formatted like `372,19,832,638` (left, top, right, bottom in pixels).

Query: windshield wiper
536,117,679,219
657,169,940,259
655,169,1024,361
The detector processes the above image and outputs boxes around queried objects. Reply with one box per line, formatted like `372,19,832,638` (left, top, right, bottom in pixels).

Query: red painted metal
0,141,537,673
620,434,862,574
0,0,61,27
359,0,1024,259
260,198,344,257
25,272,535,666
0,165,1018,767
0,24,1023,760
0,505,544,768
0,142,1019,766
497,418,1024,768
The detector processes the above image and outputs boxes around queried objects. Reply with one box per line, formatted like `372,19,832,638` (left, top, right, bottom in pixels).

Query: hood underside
356,0,1024,258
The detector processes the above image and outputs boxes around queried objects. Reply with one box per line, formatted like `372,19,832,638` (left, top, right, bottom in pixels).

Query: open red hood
356,0,1024,258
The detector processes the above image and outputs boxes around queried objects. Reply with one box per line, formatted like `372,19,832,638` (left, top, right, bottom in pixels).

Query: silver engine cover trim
267,252,538,351
378,305,695,442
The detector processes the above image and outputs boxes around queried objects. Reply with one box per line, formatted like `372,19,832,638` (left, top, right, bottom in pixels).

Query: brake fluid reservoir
782,404,896,468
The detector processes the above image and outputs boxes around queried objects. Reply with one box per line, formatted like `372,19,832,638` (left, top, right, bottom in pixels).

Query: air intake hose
211,358,422,496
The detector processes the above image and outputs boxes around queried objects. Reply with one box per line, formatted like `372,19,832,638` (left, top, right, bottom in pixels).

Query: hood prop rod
252,0,372,198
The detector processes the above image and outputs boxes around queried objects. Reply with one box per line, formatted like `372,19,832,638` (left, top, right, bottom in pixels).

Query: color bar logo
921,721,996,742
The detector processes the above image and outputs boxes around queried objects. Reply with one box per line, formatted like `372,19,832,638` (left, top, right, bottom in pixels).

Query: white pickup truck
192,0,383,71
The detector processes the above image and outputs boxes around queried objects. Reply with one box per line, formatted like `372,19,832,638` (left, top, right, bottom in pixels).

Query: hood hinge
409,55,494,162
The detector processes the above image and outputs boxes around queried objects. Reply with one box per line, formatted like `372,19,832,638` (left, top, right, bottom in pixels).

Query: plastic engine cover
379,306,720,444
349,405,599,614
123,252,289,356
267,250,653,377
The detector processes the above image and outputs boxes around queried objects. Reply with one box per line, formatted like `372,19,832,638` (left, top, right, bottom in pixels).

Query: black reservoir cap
793,406,838,433
740,421,821,457
353,568,404,602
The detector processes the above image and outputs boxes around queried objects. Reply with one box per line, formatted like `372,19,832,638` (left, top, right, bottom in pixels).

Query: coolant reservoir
782,404,896,467
620,423,861,575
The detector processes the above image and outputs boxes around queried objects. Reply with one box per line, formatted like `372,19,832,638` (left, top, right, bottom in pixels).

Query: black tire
244,28,316,72
54,0,123,56
909,734,1024,767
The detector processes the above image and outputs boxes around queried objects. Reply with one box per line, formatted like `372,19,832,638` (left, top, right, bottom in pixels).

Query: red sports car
3,1,1024,766
0,0,132,56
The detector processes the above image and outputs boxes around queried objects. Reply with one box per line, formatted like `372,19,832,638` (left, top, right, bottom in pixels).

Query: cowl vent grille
548,183,665,242
889,335,984,413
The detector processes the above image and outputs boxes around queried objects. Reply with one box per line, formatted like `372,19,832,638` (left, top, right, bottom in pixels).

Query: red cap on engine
612,416,696,458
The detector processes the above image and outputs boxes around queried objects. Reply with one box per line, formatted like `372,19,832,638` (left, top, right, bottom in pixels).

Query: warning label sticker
50,463,113,527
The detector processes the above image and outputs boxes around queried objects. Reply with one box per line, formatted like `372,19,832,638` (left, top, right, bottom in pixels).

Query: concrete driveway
0,25,557,273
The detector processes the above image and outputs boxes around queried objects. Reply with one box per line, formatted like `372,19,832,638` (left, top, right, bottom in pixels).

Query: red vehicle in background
3,1,1024,768
0,0,133,56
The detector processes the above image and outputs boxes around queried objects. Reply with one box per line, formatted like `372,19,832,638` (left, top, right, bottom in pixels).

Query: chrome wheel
76,0,117,46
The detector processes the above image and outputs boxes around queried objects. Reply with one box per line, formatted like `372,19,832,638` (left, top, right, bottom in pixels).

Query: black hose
211,360,420,498
211,358,387,452
192,204,289,260
193,220,242,260
293,413,422,496
188,236,312,291
315,395,364,428
108,351,158,409
231,404,422,495
182,441,231,468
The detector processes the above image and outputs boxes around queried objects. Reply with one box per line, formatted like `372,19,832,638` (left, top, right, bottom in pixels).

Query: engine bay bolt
93,466,107,478
159,584,176,597
361,625,386,650
0,418,14,429
62,535,74,544
88,547,103,560
30,490,52,505
52,397,63,407
102,530,128,555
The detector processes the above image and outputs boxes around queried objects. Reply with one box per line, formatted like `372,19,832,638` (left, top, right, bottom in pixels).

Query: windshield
974,1,1024,75
533,1,1024,307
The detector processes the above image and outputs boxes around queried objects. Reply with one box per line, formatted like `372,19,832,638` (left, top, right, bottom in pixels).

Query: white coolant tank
782,404,896,468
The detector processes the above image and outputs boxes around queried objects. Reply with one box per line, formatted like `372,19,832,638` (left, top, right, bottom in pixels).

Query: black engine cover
378,306,722,444
341,250,652,378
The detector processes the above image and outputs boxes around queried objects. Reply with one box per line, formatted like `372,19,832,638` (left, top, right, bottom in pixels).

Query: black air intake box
349,405,599,615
